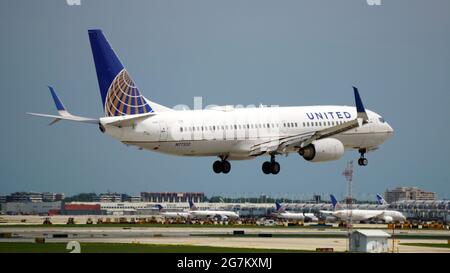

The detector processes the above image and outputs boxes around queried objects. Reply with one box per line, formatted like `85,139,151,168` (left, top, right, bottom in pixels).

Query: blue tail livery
330,194,338,209
188,199,197,210
376,194,388,205
88,29,152,116
275,201,284,212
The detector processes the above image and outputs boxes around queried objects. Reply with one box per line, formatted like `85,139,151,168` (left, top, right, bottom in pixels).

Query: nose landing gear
358,148,368,166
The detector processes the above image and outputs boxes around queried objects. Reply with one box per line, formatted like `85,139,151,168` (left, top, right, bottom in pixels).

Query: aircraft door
159,121,168,141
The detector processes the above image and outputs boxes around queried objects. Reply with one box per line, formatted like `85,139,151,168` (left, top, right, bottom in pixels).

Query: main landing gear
358,148,368,166
262,154,280,175
213,158,231,174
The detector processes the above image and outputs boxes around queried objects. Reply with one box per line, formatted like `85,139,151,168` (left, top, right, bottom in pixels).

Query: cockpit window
378,117,385,123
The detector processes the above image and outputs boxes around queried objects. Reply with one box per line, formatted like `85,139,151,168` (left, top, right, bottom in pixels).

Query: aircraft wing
27,86,98,125
358,211,384,221
27,112,98,124
319,210,335,215
249,87,367,156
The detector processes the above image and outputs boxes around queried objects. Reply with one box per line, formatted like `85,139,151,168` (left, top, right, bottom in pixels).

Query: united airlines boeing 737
28,29,394,174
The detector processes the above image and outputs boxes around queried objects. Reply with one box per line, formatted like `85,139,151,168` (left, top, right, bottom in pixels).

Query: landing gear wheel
213,160,223,173
222,161,231,174
358,149,368,166
358,158,368,166
271,162,280,175
262,161,272,174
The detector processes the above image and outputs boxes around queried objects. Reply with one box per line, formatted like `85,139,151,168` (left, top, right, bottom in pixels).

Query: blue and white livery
28,29,394,174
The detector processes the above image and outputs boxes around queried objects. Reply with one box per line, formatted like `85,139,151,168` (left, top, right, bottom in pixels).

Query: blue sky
0,0,449,200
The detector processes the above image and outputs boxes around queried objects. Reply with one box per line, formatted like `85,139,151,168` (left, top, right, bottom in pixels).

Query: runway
1,226,449,253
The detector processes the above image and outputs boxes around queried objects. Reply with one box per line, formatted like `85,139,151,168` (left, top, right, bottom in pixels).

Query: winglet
48,86,66,112
27,86,98,125
353,86,369,123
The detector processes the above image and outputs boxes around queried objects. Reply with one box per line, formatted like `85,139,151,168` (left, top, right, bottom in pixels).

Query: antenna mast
342,160,354,251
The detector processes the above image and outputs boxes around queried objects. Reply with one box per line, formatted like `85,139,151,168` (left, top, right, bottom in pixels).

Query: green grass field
0,223,317,229
400,243,450,249
0,242,309,253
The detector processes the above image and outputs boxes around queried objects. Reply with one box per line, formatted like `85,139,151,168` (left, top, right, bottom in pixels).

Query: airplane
188,200,239,220
320,194,406,223
273,201,317,222
374,194,407,223
28,29,394,174
155,204,191,219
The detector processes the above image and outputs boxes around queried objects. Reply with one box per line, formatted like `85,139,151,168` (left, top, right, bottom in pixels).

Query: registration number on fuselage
175,141,192,147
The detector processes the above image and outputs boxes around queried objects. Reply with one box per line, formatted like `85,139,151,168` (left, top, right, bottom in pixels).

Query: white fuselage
189,210,239,220
329,209,406,223
159,211,191,219
277,211,306,221
100,105,393,160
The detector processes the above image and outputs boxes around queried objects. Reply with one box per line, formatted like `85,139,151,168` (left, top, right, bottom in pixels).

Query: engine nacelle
299,138,345,162
382,216,393,223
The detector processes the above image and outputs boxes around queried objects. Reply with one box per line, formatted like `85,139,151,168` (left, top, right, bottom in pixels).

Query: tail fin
188,199,197,211
155,204,164,211
88,29,155,117
330,194,342,211
376,194,388,205
275,201,284,213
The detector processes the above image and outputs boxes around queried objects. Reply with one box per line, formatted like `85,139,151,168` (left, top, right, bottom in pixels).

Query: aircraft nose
385,123,394,136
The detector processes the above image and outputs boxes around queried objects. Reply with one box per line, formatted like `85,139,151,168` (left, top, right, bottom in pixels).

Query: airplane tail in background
188,199,197,211
155,204,164,211
376,194,388,205
88,29,171,116
330,194,342,211
275,201,285,213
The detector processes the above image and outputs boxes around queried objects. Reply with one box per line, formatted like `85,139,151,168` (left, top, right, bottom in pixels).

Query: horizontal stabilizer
101,113,155,127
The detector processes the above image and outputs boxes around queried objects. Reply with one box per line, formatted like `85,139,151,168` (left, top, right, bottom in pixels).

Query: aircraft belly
128,139,257,159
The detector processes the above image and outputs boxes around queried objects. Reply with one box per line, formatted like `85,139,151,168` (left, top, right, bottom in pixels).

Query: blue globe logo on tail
104,69,152,116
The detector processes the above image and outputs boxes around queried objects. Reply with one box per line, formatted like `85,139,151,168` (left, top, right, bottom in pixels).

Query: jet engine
299,138,345,162
382,215,393,223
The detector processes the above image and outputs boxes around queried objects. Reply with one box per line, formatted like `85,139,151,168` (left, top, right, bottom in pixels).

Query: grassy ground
400,243,450,249
0,242,309,253
0,223,320,229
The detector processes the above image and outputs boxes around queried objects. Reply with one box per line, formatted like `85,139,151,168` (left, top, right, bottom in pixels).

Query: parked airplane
28,29,394,174
273,201,317,222
155,204,190,219
320,194,405,223
188,200,239,220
